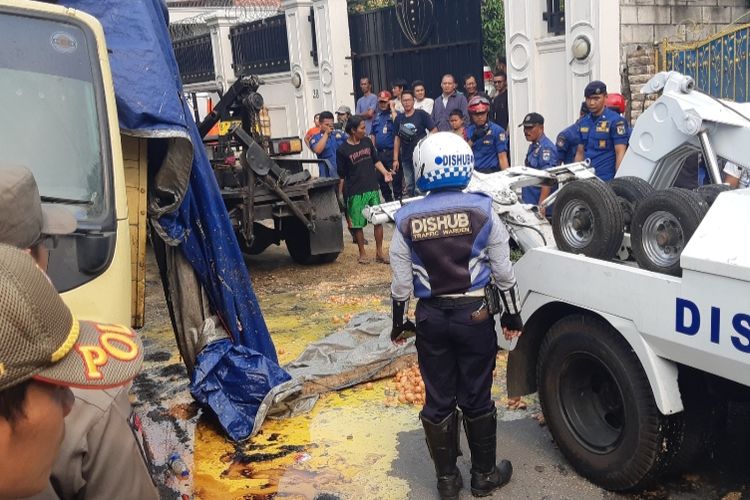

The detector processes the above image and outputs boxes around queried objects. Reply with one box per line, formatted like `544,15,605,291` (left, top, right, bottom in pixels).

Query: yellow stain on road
193,378,420,499
193,290,414,499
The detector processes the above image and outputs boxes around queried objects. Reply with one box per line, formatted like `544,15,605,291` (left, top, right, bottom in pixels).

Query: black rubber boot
421,411,463,500
463,408,513,497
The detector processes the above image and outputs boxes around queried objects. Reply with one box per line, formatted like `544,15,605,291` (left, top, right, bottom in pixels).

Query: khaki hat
0,244,143,391
0,167,77,249
336,105,352,115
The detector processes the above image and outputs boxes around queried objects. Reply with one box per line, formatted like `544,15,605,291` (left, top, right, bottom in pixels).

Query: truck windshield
0,11,108,223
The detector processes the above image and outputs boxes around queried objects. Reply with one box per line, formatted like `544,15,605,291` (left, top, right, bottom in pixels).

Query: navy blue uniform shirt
556,122,580,165
465,121,508,172
578,108,628,181
523,134,558,205
372,109,400,150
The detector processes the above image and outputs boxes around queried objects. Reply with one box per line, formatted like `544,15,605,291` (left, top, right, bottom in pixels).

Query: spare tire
695,183,732,207
552,179,624,259
631,188,709,276
609,177,654,232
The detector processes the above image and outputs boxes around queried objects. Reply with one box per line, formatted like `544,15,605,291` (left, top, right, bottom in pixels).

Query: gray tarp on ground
264,312,417,419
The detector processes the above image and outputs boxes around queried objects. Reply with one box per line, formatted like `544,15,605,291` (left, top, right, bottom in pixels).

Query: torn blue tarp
191,339,292,441
65,0,290,440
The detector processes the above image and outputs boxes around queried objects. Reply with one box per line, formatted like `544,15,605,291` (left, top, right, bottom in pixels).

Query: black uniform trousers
415,298,497,423
376,148,403,201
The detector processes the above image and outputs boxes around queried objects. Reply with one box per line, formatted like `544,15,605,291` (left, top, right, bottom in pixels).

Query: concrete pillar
504,0,620,166
311,0,355,113
205,13,237,93
281,0,321,139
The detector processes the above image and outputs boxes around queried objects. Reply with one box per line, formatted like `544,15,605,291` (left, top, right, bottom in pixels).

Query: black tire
282,217,316,265
315,252,340,264
666,368,727,474
695,183,731,207
537,315,682,491
609,177,654,232
631,188,708,276
552,179,624,259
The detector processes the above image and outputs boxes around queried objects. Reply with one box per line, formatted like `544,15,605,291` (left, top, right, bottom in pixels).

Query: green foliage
481,0,505,65
347,0,394,14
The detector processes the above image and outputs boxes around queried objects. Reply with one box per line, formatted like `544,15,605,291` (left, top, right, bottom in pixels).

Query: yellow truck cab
0,0,146,327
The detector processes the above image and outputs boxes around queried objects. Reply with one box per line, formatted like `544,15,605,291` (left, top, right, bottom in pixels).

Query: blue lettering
731,314,750,354
710,306,720,344
676,298,700,336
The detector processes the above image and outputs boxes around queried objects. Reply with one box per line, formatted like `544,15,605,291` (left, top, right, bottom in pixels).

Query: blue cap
584,80,607,97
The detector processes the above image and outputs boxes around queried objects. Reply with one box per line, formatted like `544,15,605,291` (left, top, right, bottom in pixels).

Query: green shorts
347,190,381,228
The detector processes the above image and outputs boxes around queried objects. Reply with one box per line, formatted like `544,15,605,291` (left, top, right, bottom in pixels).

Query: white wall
504,0,621,165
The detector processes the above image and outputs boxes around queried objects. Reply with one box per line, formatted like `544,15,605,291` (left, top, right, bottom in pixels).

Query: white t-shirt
723,161,750,188
415,97,434,114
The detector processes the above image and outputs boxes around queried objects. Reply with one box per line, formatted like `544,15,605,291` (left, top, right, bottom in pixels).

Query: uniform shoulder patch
616,122,627,136
557,135,566,148
542,149,551,161
498,132,507,143
410,212,472,241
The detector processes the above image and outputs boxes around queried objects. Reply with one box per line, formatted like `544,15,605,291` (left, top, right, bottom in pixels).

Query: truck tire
537,315,681,491
282,217,341,265
282,217,317,265
552,179,624,259
609,177,654,232
631,188,708,276
666,368,726,474
695,183,731,207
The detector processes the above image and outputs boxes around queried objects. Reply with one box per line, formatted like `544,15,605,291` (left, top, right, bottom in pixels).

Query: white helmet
414,132,474,192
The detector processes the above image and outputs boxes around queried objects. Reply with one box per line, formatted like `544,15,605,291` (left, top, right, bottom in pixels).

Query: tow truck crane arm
618,71,750,188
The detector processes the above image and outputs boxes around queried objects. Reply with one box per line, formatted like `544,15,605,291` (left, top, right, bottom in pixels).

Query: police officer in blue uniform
465,96,510,173
556,101,588,165
521,112,558,215
575,81,629,181
370,90,403,201
389,132,523,500
309,110,348,178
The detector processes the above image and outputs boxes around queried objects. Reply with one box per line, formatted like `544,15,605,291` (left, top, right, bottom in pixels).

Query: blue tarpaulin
65,0,291,441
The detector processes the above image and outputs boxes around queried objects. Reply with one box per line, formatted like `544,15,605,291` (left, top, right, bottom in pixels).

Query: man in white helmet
389,132,523,500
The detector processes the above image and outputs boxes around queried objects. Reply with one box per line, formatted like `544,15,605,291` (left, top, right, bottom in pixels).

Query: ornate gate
663,24,750,102
348,0,484,98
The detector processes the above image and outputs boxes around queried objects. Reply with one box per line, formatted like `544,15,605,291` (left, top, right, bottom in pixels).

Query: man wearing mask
465,96,509,173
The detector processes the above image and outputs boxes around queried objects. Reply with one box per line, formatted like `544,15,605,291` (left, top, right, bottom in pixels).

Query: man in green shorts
336,115,393,264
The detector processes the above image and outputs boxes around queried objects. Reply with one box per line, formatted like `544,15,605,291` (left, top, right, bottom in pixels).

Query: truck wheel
609,177,654,232
537,315,681,491
631,188,708,276
666,368,726,474
282,217,317,265
282,217,341,265
552,179,624,259
695,183,731,207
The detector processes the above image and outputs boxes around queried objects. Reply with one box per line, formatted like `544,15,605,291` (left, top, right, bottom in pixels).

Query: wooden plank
300,353,417,396
123,135,148,328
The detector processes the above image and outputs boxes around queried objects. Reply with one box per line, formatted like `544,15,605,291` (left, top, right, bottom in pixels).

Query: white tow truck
509,72,750,490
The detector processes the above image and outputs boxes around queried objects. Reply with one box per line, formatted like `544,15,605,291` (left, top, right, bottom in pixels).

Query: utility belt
424,289,485,309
